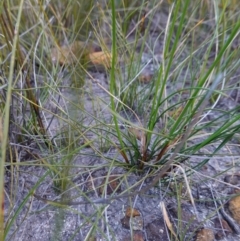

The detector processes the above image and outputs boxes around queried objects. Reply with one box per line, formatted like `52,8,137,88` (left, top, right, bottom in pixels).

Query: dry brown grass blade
159,201,179,241
0,3,50,148
0,114,3,240
140,131,148,169
128,127,148,169
155,142,170,164
173,164,199,222
168,106,184,120
116,146,129,164
128,127,143,140
154,131,184,175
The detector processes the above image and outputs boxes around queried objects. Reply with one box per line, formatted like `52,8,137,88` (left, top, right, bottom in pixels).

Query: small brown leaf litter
145,218,169,241
121,216,143,231
125,207,141,218
51,41,90,65
89,51,112,69
98,175,121,195
213,218,233,240
51,41,112,69
195,228,214,241
138,73,153,84
121,208,143,231
122,231,145,241
228,195,240,224
224,174,240,185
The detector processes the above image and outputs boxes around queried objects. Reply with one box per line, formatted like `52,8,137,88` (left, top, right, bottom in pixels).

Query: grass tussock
1,0,240,240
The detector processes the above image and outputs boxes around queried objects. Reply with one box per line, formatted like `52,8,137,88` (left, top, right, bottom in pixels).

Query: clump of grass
108,0,240,174
0,0,96,238
1,0,240,240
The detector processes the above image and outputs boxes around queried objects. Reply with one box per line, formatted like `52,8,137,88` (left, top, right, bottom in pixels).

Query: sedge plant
1,0,240,240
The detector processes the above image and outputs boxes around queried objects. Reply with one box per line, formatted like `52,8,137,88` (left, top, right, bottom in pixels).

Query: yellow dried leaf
51,42,112,69
51,41,89,65
88,51,112,69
